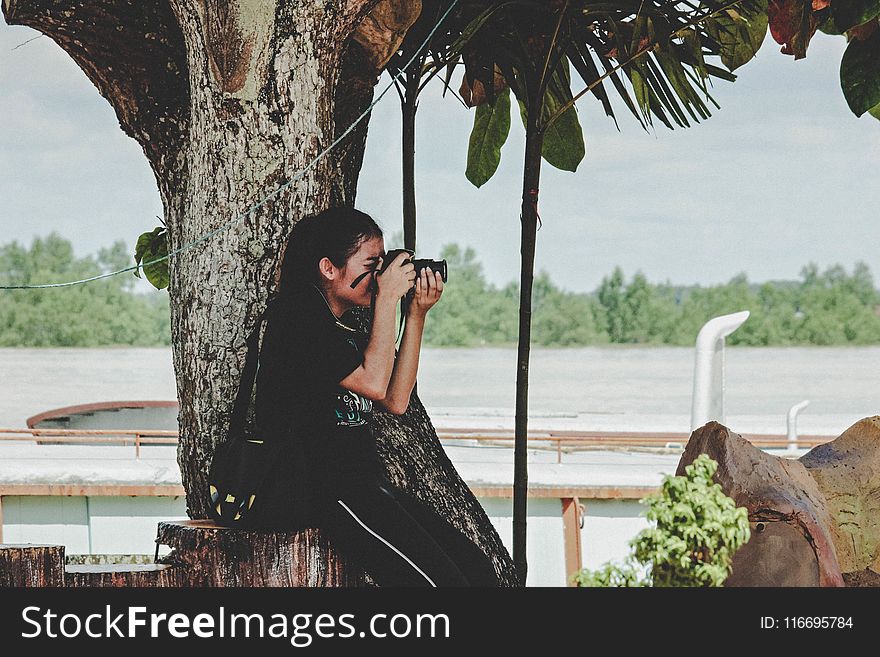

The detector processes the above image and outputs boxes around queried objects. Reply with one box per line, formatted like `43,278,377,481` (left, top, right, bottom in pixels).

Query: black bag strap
228,298,276,438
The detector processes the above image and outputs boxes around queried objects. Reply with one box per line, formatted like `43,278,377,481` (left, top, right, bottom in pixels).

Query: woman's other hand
409,267,443,317
375,251,416,301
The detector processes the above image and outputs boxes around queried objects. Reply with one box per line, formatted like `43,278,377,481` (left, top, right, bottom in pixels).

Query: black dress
253,284,499,587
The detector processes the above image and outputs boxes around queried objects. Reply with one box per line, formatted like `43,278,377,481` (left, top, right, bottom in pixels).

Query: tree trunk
401,69,419,252
513,96,544,586
3,0,517,586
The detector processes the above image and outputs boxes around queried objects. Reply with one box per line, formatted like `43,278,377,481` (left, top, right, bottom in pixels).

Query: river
1,345,877,437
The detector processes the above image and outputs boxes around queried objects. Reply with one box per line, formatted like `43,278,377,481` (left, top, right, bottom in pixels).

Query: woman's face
321,235,385,313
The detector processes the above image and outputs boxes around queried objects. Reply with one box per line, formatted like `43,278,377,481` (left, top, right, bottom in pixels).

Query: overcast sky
1,21,877,295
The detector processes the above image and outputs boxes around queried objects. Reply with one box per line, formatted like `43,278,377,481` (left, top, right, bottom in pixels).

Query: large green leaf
134,227,170,290
466,87,512,187
870,101,880,121
706,0,770,71
536,59,586,171
840,28,880,116
833,0,880,32
518,98,586,172
540,96,586,171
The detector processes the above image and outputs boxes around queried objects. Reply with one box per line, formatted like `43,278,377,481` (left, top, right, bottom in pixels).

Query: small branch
9,32,42,51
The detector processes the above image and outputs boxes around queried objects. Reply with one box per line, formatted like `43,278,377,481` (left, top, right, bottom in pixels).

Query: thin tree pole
513,81,544,586
402,62,420,253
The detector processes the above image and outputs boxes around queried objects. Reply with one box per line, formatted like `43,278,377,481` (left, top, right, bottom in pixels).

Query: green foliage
423,248,880,347
572,454,751,587
134,226,170,290
705,0,770,71
452,0,767,187
420,243,520,346
760,0,880,121
3,236,878,348
0,233,171,346
531,271,608,346
570,557,648,587
466,87,512,187
832,0,880,32
840,27,880,117
596,267,678,343
533,59,586,172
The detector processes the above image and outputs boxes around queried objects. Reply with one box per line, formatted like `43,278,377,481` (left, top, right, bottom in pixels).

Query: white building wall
478,497,567,587
3,496,187,556
2,496,91,553
580,499,650,571
86,496,189,554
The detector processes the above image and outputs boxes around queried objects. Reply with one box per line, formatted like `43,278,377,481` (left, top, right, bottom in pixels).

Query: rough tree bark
2,0,517,585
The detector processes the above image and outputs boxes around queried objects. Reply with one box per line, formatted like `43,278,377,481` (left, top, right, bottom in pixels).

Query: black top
254,284,385,501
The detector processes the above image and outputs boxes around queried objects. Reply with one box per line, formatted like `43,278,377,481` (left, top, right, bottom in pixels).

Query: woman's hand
375,252,416,301
408,267,443,318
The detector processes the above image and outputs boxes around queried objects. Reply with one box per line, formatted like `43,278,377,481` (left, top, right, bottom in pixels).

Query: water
1,346,877,436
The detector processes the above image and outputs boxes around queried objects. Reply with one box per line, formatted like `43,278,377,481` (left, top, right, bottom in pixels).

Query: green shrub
572,454,750,587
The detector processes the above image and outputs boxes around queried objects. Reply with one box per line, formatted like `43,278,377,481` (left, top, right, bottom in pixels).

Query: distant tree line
0,232,170,346
1,233,878,347
423,245,880,347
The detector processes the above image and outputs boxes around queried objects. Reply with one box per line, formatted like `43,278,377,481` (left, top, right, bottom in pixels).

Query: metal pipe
691,311,750,431
787,400,810,451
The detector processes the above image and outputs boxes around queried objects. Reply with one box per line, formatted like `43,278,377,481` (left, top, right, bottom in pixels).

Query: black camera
378,248,448,287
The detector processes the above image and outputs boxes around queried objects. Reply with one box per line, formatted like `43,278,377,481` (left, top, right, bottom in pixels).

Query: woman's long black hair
274,207,384,307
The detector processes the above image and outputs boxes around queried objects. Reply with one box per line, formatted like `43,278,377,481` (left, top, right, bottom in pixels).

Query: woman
253,206,499,587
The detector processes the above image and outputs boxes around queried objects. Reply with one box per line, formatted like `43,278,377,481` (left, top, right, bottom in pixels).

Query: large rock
677,422,844,587
800,416,880,583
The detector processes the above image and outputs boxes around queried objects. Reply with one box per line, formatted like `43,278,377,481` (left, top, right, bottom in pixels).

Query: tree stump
65,564,186,587
0,544,66,587
677,422,845,587
155,520,372,587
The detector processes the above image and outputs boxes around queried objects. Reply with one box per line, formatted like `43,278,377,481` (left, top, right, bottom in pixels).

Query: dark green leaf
681,28,708,90
134,227,169,290
833,0,880,32
818,13,845,35
539,59,586,171
448,2,515,59
517,94,586,173
654,50,712,121
705,0,770,71
702,63,738,83
565,43,618,128
840,28,880,116
588,45,646,128
629,65,652,123
466,87,512,187
646,56,692,126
